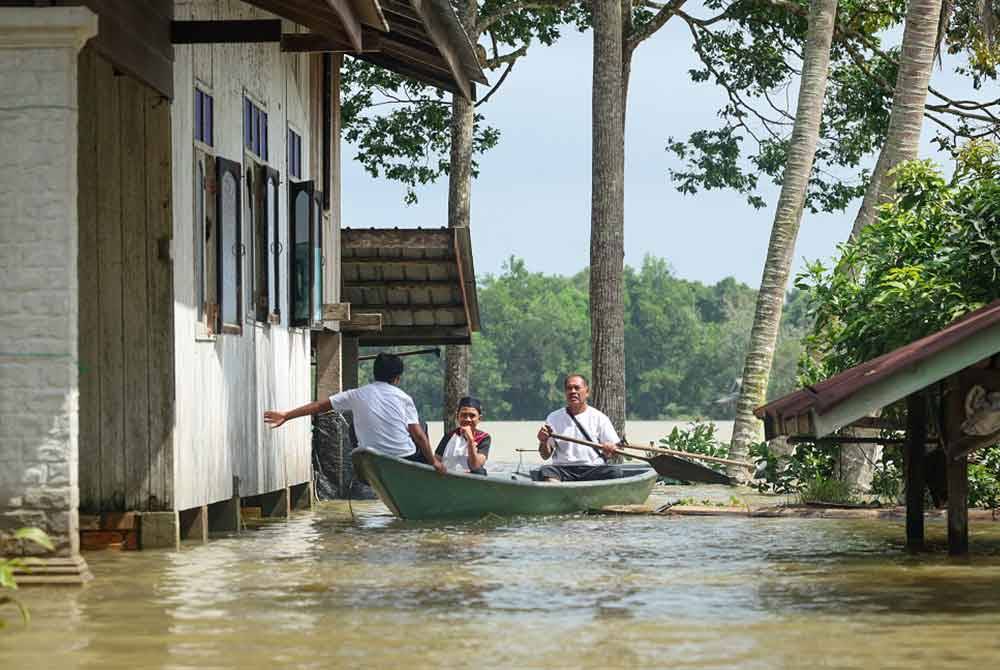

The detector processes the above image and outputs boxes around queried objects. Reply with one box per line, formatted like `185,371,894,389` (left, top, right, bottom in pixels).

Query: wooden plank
905,393,926,551
341,256,453,266
145,84,174,511
340,312,382,332
342,280,457,290
342,227,452,250
77,46,102,514
83,0,175,98
322,302,351,321
407,0,471,100
280,32,362,53
203,153,219,334
316,332,342,401
95,54,125,512
120,74,151,512
171,19,282,44
350,302,465,311
451,231,473,333
324,0,363,51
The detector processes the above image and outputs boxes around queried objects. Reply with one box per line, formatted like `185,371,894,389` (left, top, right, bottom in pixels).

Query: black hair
563,373,589,388
373,353,404,382
458,396,483,414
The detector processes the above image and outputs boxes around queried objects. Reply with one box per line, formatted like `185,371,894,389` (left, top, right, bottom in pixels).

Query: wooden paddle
546,432,748,485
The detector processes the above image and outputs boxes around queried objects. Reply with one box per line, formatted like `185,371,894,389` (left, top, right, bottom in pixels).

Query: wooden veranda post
944,375,970,556
905,393,926,550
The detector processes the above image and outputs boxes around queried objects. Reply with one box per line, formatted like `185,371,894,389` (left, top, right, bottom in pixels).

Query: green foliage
799,476,856,505
796,141,1000,384
1,527,54,629
384,256,810,421
340,60,500,204
749,440,838,495
969,446,1000,509
659,421,729,473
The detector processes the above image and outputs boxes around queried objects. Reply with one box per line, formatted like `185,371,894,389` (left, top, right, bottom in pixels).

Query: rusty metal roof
756,300,1000,439
341,227,480,346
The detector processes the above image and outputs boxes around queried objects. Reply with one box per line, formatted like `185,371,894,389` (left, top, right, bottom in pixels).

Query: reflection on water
4,495,1000,669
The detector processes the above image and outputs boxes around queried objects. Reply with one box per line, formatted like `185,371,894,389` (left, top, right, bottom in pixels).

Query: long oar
547,433,743,485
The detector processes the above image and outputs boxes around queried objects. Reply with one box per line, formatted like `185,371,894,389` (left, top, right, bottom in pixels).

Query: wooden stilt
905,394,926,551
342,336,359,389
259,487,290,518
947,454,970,555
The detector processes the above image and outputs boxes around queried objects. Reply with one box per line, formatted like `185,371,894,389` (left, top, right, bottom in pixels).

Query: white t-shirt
543,406,620,466
329,382,420,458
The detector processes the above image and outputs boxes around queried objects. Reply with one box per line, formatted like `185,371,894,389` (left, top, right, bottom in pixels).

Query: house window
250,164,282,324
194,88,213,146
288,180,322,328
194,151,218,335
243,96,268,161
287,127,302,179
218,157,243,334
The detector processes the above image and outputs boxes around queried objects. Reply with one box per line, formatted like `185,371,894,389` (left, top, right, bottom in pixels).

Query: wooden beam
905,394,927,551
342,336,359,389
452,230,473,333
322,302,351,321
341,312,383,332
324,0,363,52
281,32,374,53
345,302,465,311
342,228,453,250
342,256,452,266
170,19,281,44
343,280,458,289
408,0,471,100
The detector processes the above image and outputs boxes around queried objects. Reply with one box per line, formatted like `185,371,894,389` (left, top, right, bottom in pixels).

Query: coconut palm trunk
591,0,627,435
443,0,477,425
850,0,944,237
728,0,840,479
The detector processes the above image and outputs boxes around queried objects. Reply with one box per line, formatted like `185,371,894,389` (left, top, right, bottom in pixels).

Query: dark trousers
405,450,486,476
537,464,623,482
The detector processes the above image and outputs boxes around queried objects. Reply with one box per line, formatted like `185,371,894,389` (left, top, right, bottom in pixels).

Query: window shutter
253,163,269,323
288,180,315,327
217,156,243,334
266,167,281,323
204,153,219,335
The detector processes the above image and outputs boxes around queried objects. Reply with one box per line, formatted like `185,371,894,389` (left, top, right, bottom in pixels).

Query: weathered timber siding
77,46,175,513
171,0,313,511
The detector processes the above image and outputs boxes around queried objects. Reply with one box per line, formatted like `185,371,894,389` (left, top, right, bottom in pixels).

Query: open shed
756,300,1000,555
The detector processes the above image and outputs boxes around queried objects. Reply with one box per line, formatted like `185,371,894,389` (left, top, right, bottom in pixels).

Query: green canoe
351,447,658,520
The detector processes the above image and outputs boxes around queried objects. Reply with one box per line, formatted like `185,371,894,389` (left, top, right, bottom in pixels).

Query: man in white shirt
536,374,623,482
263,353,446,475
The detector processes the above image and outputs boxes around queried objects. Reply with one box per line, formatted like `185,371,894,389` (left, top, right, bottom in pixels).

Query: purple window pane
194,89,202,142
244,98,253,149
206,95,213,146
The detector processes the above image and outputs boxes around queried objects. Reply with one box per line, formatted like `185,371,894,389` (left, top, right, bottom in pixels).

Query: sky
341,7,978,288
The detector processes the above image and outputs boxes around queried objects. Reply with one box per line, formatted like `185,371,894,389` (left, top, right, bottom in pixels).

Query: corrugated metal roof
755,300,1000,437
341,227,480,346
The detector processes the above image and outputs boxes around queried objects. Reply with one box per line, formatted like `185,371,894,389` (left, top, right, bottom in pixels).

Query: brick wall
0,7,97,557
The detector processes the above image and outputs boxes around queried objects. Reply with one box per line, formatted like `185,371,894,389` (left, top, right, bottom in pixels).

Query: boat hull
351,448,658,520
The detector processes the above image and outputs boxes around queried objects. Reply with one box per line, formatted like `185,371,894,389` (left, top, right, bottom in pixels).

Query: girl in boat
435,396,491,475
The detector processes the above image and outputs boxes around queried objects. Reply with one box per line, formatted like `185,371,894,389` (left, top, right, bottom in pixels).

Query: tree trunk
850,0,943,237
728,0,839,480
442,1,477,426
591,0,627,436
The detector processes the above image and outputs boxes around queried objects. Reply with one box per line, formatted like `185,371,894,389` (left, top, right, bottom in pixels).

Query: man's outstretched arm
264,398,332,429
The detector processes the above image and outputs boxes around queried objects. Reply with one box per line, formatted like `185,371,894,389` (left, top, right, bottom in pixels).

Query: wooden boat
351,447,658,520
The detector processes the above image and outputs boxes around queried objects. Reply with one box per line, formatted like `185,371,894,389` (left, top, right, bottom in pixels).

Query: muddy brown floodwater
3,483,1000,669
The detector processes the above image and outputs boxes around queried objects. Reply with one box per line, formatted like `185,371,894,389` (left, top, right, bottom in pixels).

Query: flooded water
4,482,1000,669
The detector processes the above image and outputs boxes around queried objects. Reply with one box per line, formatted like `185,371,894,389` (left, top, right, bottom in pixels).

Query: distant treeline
360,256,809,422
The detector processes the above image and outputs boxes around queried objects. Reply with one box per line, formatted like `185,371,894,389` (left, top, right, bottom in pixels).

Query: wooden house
0,0,485,582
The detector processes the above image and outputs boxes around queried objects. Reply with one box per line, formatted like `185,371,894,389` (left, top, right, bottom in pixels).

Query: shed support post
947,455,969,555
905,394,926,551
343,336,359,389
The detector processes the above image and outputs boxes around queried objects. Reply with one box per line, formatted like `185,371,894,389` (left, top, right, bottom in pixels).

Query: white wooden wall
171,0,314,510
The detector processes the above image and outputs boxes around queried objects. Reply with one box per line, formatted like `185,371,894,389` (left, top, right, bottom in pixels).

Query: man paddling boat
536,374,622,482
263,353,446,475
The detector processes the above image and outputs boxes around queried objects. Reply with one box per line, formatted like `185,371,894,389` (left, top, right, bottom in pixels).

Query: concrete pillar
0,7,98,583
140,511,179,550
